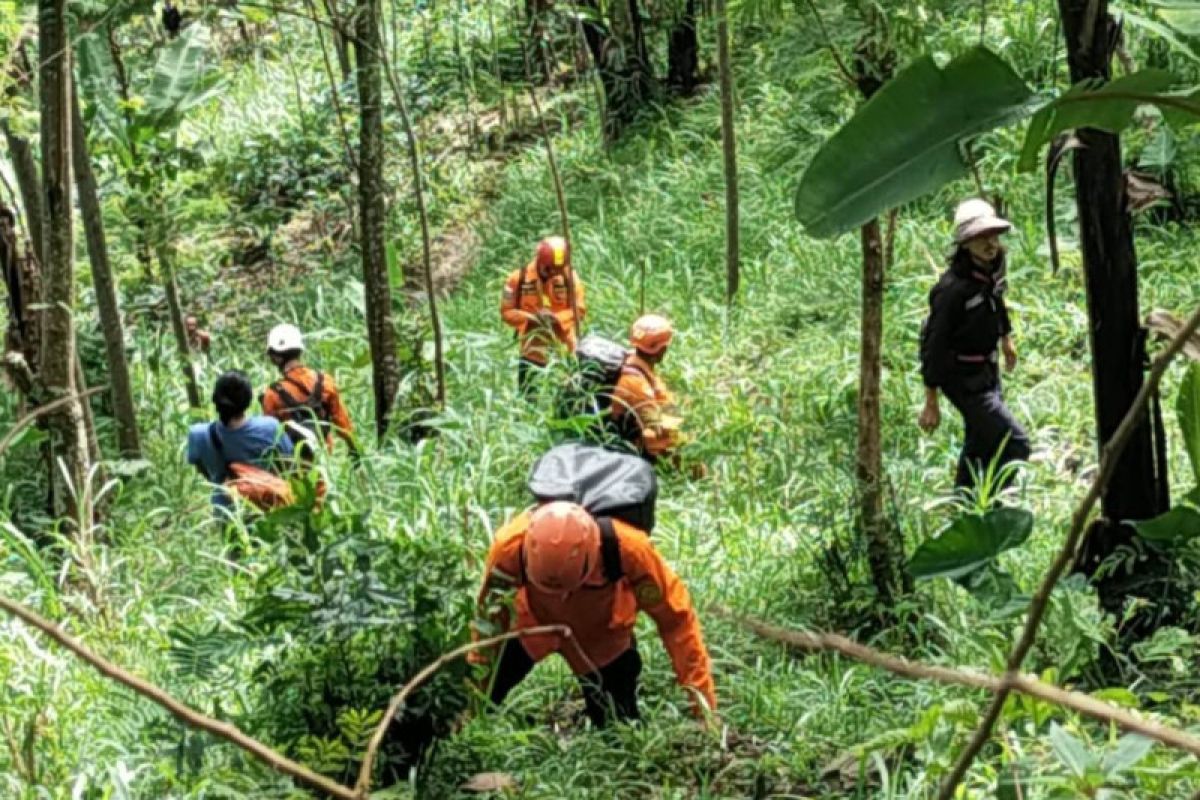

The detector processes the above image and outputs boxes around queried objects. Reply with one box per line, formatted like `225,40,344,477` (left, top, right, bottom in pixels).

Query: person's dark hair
212,370,253,424
269,348,303,364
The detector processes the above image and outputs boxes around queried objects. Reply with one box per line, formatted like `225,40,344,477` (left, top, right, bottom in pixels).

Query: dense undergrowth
3,1,1200,798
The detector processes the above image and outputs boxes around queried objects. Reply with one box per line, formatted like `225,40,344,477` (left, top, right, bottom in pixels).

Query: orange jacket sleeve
618,524,716,714
501,269,530,332
261,386,283,419
468,517,527,666
320,372,355,441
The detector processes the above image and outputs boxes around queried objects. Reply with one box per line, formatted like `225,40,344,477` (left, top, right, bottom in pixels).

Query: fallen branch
1146,310,1200,362
354,624,574,797
0,384,107,461
716,606,1200,758
0,596,358,800
938,303,1200,799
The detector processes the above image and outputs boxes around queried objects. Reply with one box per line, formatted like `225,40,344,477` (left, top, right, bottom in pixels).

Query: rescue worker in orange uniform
261,324,358,460
500,235,587,393
611,314,683,461
471,501,716,726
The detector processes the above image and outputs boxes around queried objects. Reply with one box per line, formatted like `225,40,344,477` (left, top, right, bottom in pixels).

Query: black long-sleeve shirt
919,256,1011,389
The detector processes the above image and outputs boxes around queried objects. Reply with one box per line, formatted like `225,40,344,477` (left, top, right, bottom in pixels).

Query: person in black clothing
919,198,1031,490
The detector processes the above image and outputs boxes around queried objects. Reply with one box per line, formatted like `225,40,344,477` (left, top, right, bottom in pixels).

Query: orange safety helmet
630,314,674,355
523,501,599,594
535,236,570,272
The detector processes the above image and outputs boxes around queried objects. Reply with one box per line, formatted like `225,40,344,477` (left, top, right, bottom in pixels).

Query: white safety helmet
267,323,305,354
953,198,1012,244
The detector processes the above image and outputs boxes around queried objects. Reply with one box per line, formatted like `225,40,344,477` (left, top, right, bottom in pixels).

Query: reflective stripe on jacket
499,262,586,365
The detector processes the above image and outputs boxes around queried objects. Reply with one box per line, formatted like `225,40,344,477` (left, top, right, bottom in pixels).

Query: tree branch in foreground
354,624,573,797
716,606,1200,758
937,303,1200,799
0,384,107,461
0,596,360,800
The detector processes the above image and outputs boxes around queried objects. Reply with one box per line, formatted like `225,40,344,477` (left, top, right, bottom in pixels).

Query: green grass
4,3,1200,798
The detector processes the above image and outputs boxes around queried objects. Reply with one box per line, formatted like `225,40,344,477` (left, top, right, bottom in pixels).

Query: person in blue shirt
187,370,294,512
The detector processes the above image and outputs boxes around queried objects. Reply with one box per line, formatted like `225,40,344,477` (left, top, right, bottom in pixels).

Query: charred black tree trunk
1058,0,1175,625
667,0,699,95
579,0,657,139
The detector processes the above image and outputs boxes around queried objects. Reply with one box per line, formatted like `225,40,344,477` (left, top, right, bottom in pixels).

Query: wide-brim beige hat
953,198,1012,244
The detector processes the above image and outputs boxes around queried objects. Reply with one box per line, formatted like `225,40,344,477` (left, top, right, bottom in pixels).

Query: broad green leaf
1048,723,1093,778
1133,501,1200,544
1117,5,1200,63
794,46,1037,238
1102,734,1154,775
1018,71,1200,172
908,508,1034,579
143,24,224,131
76,30,131,154
1179,363,1200,483
1092,687,1140,708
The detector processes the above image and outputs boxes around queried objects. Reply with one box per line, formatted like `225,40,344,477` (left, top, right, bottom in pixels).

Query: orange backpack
209,424,294,510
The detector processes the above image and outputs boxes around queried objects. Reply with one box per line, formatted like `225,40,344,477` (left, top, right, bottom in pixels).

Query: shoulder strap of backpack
271,380,302,411
310,371,329,419
621,362,653,384
596,516,623,583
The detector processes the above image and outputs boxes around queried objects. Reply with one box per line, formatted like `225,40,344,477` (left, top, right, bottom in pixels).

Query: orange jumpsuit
500,263,586,365
472,510,716,713
262,365,354,450
610,353,679,457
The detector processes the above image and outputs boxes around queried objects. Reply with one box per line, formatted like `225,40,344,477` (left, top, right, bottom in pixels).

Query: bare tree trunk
355,0,402,439
716,0,738,304
667,0,699,95
378,28,448,407
74,355,101,466
1058,0,1175,628
853,30,905,606
324,0,355,82
1,122,45,264
153,245,202,409
858,219,905,604
38,0,90,518
71,83,141,458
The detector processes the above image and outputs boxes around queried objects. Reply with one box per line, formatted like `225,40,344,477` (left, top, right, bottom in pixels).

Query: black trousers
943,368,1031,489
517,357,544,398
488,640,642,727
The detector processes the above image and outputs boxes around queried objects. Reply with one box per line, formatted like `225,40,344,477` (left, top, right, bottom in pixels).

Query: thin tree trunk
858,218,904,603
378,28,448,407
323,0,355,81
716,0,738,304
486,0,507,129
74,355,101,466
668,0,699,94
355,0,402,439
853,31,905,605
1059,0,1173,624
71,82,141,458
38,0,90,519
1,121,45,263
156,244,202,409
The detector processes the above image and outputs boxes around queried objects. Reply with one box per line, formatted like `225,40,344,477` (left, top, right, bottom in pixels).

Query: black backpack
555,335,646,446
270,372,330,445
527,443,658,581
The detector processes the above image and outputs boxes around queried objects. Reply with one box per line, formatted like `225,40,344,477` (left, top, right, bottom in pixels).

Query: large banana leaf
1154,0,1200,36
142,23,223,131
1016,70,1200,172
76,30,132,160
794,46,1038,239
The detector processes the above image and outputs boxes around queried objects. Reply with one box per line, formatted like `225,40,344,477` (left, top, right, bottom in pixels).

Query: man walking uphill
470,501,716,727
500,236,587,394
262,324,358,459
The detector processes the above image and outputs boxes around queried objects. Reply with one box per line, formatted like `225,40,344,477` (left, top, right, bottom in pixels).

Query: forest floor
3,14,1200,800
